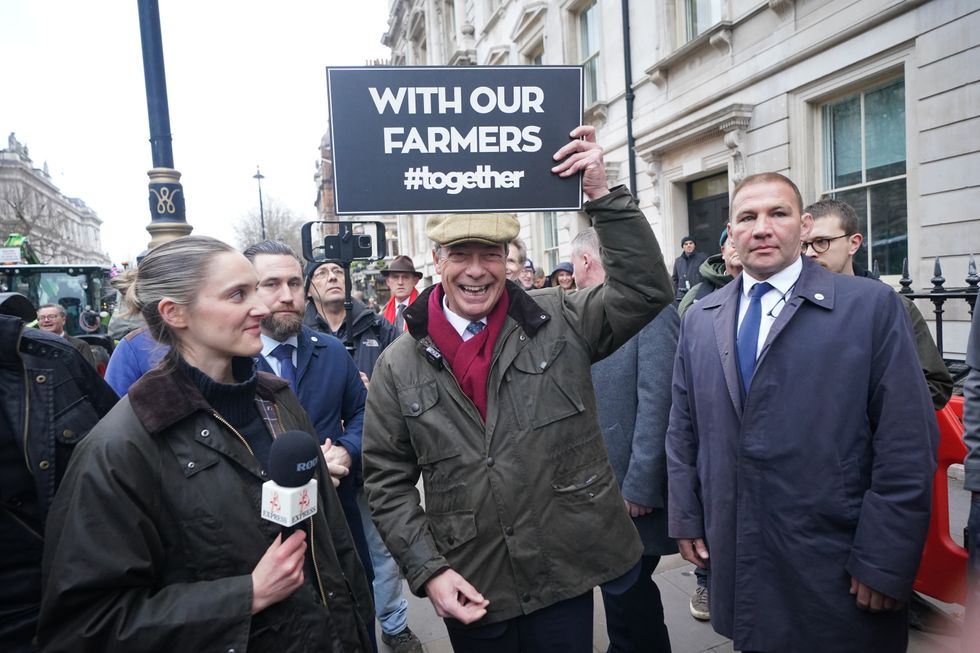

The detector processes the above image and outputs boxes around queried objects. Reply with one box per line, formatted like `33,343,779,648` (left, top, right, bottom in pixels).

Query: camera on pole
301,221,387,357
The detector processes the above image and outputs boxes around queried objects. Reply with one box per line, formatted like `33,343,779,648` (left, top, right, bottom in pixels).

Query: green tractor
1,234,115,374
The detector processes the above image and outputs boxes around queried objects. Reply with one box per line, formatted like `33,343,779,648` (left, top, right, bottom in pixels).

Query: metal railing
897,255,978,359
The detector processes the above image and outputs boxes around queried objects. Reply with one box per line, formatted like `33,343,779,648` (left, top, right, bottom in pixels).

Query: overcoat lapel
296,333,315,387
755,258,835,374
709,281,744,420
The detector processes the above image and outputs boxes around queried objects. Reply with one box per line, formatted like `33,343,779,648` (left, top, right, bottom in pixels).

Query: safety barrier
914,396,968,604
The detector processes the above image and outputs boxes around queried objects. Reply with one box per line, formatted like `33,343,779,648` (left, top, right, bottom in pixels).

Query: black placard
326,66,583,215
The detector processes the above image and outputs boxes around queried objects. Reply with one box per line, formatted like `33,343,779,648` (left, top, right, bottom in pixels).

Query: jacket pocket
177,515,233,578
398,381,439,419
551,461,614,506
398,381,460,464
530,380,584,430
53,394,101,444
512,338,566,375
511,339,585,430
427,510,477,554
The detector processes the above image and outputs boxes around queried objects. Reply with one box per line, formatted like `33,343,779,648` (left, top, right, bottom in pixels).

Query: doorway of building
687,172,729,256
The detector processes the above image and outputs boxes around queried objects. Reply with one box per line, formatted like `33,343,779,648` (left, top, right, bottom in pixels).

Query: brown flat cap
426,213,519,247
381,255,422,278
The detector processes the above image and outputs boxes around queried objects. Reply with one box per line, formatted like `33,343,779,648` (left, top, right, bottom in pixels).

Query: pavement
377,475,971,653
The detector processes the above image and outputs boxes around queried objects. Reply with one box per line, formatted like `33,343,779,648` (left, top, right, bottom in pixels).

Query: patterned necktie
736,282,773,393
466,321,486,336
270,343,297,390
395,303,406,331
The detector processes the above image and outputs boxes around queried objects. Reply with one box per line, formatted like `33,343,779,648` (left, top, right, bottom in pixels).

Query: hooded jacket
678,253,734,318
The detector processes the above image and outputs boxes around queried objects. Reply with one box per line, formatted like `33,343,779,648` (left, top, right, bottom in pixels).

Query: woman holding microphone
38,236,373,652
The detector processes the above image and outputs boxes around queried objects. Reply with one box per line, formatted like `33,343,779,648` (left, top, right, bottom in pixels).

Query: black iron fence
892,256,977,387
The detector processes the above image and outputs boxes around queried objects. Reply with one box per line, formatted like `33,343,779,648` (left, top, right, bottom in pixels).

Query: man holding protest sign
362,125,674,652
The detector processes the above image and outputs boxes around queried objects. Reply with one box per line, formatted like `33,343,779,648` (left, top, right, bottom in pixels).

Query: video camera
301,220,387,266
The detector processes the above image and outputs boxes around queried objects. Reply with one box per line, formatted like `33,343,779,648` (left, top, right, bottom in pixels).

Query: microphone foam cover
268,430,321,488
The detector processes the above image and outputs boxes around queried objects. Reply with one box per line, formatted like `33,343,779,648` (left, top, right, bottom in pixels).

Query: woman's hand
251,531,307,614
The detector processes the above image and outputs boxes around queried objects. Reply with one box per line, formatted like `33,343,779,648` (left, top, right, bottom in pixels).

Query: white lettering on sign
368,86,544,115
383,125,541,155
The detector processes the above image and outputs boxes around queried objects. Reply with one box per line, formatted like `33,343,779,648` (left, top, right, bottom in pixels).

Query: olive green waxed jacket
362,186,674,625
39,365,374,653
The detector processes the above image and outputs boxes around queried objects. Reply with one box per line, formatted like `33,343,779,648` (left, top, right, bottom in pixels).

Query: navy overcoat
667,257,938,652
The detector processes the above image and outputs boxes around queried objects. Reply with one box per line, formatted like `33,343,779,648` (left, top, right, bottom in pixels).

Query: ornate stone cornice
634,103,753,159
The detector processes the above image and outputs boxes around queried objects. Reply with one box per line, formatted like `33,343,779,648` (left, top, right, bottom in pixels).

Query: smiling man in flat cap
362,125,674,652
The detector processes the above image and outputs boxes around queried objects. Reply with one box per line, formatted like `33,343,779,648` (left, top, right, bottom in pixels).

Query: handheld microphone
261,430,320,539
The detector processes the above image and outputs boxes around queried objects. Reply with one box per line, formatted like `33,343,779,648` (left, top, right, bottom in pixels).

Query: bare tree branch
232,196,306,256
0,183,73,262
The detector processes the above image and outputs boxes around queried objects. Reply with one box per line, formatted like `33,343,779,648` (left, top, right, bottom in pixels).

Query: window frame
576,0,601,107
788,48,916,282
681,0,723,44
818,75,908,275
541,211,560,274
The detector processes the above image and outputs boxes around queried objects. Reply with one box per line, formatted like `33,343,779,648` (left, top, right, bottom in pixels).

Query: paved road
379,477,969,652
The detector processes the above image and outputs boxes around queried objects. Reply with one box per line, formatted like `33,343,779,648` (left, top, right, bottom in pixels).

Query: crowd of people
1,124,976,653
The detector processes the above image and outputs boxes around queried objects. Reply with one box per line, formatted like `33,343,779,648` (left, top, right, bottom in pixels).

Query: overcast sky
0,1,391,263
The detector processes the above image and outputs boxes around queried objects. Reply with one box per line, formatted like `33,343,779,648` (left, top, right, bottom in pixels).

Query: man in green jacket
802,198,952,409
678,227,742,319
362,125,674,652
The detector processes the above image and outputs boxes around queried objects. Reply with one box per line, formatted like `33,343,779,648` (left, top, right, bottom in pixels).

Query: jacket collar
700,256,835,311
405,280,550,342
128,358,288,435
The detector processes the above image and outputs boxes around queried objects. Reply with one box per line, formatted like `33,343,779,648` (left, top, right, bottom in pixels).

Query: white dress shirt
259,333,299,375
737,255,802,359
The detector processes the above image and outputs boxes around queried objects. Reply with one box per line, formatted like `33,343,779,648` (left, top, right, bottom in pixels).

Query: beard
262,310,302,341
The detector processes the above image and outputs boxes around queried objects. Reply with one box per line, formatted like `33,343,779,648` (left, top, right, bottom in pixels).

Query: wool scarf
426,284,509,421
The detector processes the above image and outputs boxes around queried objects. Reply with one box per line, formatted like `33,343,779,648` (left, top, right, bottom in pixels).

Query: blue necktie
736,282,773,392
270,343,296,390
466,321,486,336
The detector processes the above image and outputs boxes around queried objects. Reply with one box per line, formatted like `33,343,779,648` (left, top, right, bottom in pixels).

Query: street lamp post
137,0,191,249
253,166,266,240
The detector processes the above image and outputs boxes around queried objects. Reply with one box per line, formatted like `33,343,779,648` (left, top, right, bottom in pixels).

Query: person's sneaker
690,584,710,621
382,626,424,653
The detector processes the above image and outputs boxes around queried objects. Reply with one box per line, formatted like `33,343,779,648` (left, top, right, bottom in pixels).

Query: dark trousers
695,564,708,587
445,591,593,653
601,555,671,653
337,480,377,652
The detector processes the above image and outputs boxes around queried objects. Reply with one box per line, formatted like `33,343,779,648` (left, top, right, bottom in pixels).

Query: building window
684,0,722,42
542,212,560,273
578,0,600,106
820,77,906,275
442,0,457,52
526,43,544,65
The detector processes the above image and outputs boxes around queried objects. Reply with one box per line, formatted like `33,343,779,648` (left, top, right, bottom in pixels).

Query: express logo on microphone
261,430,321,528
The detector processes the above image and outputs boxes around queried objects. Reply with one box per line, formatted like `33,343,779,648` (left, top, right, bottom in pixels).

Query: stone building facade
315,129,401,305
0,133,109,265
381,0,979,355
